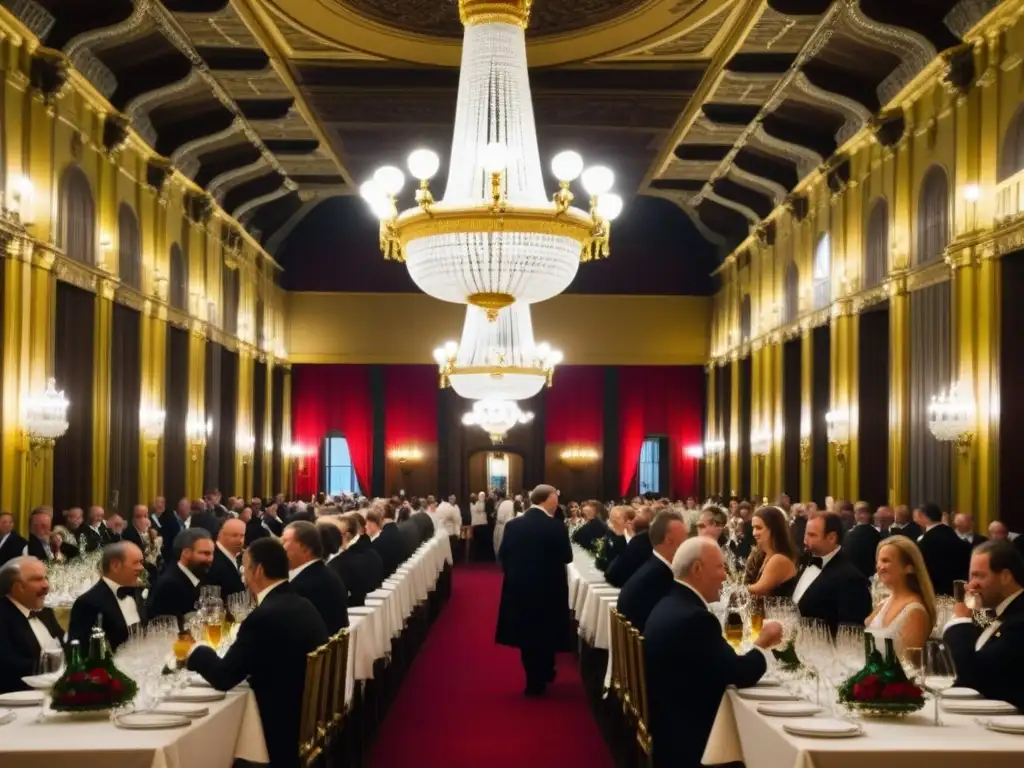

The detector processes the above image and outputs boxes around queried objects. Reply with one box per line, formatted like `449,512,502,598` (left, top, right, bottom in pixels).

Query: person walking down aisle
495,484,573,696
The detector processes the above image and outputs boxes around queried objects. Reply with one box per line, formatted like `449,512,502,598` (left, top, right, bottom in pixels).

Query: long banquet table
0,533,454,768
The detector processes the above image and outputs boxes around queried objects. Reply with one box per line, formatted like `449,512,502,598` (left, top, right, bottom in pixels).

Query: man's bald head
218,518,246,555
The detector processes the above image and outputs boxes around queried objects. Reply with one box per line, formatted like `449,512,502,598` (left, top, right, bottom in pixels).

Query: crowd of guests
0,490,453,767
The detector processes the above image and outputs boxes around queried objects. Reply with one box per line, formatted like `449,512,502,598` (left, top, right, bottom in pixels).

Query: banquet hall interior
2,0,1024,766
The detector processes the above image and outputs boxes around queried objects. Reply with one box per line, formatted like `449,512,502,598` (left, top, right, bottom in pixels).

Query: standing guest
188,500,222,538
944,541,1024,710
68,543,146,652
435,495,462,538
24,507,79,562
148,529,213,621
874,506,895,537
282,521,349,633
571,501,608,551
915,502,970,596
844,502,883,578
645,538,782,768
0,556,63,693
150,497,166,532
616,509,688,631
606,506,655,587
953,512,987,547
789,503,810,555
367,506,405,579
495,484,572,697
890,504,922,541
187,538,329,768
159,499,191,564
988,520,1011,542
208,519,246,598
470,492,491,562
0,511,28,568
745,506,798,597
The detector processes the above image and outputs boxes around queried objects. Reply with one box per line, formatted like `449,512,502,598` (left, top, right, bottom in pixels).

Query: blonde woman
866,536,937,655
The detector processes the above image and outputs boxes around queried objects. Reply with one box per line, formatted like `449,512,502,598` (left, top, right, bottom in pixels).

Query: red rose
853,674,882,702
68,673,89,683
88,668,111,685
110,679,123,695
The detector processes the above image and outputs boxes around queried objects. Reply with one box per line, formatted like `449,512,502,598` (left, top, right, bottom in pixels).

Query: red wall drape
292,365,374,497
618,366,704,498
545,365,604,445
383,365,438,451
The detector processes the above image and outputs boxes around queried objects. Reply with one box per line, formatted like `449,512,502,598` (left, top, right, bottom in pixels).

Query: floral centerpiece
837,633,924,716
51,626,137,712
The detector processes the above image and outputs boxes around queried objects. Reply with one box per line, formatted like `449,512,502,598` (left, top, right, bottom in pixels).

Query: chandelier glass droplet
461,398,534,443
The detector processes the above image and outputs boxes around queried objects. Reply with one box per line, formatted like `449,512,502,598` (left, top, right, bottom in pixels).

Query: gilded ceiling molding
63,0,152,98
789,71,871,146
681,114,746,145
743,125,821,182
662,157,723,181
170,118,246,180
207,158,272,203
705,188,761,224
740,6,817,54
123,68,204,149
1,0,55,40
714,70,783,105
248,107,319,142
235,184,295,222
944,0,999,39
640,189,727,249
214,65,293,102
727,164,788,206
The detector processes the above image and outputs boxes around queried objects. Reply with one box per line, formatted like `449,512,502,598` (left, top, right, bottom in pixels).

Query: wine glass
35,646,64,721
922,640,957,726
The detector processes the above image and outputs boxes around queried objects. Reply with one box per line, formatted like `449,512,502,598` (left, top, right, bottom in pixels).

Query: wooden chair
325,630,351,741
629,626,652,760
608,609,630,712
300,644,329,767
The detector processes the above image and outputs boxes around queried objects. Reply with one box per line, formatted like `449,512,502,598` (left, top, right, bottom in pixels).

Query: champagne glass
204,607,225,648
36,646,64,721
922,640,956,726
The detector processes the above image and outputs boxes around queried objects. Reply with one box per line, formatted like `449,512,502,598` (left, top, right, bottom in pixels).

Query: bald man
68,542,145,652
208,518,246,598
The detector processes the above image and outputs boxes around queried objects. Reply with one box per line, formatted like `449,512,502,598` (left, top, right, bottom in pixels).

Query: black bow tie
116,587,135,600
28,610,43,620
808,556,824,569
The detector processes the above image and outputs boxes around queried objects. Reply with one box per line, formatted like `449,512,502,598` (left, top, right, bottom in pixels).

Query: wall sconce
799,414,811,463
285,443,312,472
23,378,69,461
963,184,981,202
139,405,165,442
9,174,35,226
825,408,851,466
389,446,424,475
928,381,975,455
560,445,599,470
703,438,725,457
98,232,114,271
186,413,213,461
237,432,256,463
750,428,772,459
684,444,704,460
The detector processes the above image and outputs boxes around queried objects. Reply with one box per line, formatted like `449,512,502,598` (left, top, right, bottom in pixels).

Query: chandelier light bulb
597,192,624,221
480,141,509,174
581,165,615,196
444,340,458,357
551,150,584,182
360,179,384,204
535,341,551,359
407,149,440,180
548,350,563,366
368,196,396,221
373,165,406,197
433,347,447,365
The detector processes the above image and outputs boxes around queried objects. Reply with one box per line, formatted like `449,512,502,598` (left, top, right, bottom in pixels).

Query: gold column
139,300,167,504
831,305,856,501
769,339,784,499
889,274,910,506
92,278,115,508
186,324,206,499
800,328,813,501
751,344,763,497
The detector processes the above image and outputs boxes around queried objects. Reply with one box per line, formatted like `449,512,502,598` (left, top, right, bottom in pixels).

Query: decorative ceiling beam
788,71,871,146
170,118,246,180
123,68,204,148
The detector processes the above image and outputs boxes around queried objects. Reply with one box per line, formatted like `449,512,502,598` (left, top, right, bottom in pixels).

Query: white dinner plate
942,687,983,699
21,672,61,690
0,709,16,725
980,716,1024,735
114,712,191,730
943,699,1018,715
165,687,227,703
783,718,863,738
152,702,210,719
736,687,802,701
757,702,824,717
0,690,44,707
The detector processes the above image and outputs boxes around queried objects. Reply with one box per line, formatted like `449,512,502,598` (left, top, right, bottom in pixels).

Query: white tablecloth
568,546,619,691
0,688,266,768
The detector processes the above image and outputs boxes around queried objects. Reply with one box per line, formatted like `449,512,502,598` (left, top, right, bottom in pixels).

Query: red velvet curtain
383,365,438,451
545,365,604,445
292,365,373,497
618,366,704,498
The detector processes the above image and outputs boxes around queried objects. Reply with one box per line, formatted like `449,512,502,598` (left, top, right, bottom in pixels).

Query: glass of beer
725,611,744,649
204,608,224,648
172,631,195,668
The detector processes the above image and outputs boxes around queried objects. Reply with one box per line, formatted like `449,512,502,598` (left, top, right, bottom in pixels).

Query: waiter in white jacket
493,493,516,558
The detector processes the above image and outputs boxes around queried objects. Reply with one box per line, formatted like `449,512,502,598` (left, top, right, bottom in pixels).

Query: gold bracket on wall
799,437,811,463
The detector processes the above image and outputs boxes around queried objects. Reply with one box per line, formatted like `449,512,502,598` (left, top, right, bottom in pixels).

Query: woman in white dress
866,536,937,655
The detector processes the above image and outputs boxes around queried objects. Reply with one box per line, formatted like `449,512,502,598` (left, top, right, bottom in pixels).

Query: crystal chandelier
23,378,69,445
434,303,562,400
359,0,623,317
928,381,975,453
462,398,534,443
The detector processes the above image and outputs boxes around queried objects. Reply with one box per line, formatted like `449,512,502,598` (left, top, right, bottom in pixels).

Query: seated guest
148,529,214,622
606,506,655,587
0,556,63,693
83,506,114,551
915,502,970,596
105,513,125,542
844,502,882,578
788,512,872,635
890,504,922,541
368,506,404,579
261,503,285,538
944,541,1024,710
0,511,28,568
68,543,146,652
874,505,895,537
867,537,935,655
697,505,729,548
988,520,1011,542
953,512,987,546
327,514,384,607
188,538,329,768
571,500,607,551
645,538,782,768
159,499,191,564
616,509,687,632
62,507,87,550
187,500,222,538
597,505,630,573
282,521,349,633
24,506,79,562
745,505,799,596
208,519,246,598
122,505,162,577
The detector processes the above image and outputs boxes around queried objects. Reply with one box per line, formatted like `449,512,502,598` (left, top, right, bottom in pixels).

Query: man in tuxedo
597,505,630,572
874,506,894,537
645,537,782,768
62,507,88,550
843,503,882,578
915,502,970,596
944,541,1024,710
954,512,987,547
188,538,329,768
616,510,687,632
208,518,246,598
159,498,191,564
495,484,573,697
204,489,230,519
25,507,79,562
571,501,607,551
367,507,405,579
327,514,383,607
606,506,655,587
148,528,213,621
788,512,872,635
68,543,146,652
282,521,349,633
0,556,64,693
890,504,922,541
0,511,28,567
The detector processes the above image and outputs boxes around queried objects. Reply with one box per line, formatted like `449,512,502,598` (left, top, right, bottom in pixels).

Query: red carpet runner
367,563,615,768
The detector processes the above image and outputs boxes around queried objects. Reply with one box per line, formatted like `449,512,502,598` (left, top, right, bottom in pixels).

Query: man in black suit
496,484,573,696
397,509,423,561
0,512,28,567
68,543,146,652
25,507,79,562
148,528,214,621
843,503,882,578
327,514,383,607
944,541,1024,710
915,502,970,596
159,498,191,564
282,521,349,633
187,500,222,538
953,512,988,548
606,506,655,587
411,504,436,545
597,505,629,572
890,504,922,542
188,538,329,768
787,512,872,635
616,509,687,632
645,537,782,768
571,501,607,551
208,518,246,598
0,556,64,693
367,508,405,579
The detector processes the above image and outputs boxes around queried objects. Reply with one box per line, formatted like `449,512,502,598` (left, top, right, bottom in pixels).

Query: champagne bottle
66,639,85,674
881,637,905,683
88,624,108,664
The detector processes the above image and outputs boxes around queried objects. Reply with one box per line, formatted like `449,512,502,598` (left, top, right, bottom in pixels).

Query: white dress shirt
653,550,672,570
8,596,60,651
791,546,842,605
102,576,141,628
178,562,200,587
255,580,285,606
217,542,241,571
0,532,9,550
288,559,317,581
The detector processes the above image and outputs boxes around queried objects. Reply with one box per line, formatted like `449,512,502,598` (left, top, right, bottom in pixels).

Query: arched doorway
468,450,524,496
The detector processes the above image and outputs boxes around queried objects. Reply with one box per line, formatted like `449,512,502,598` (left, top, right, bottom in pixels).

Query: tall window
324,435,360,495
813,233,831,310
117,203,141,290
783,260,799,324
57,165,96,265
739,295,752,341
169,243,188,311
1000,105,1024,182
917,165,949,265
864,198,889,289
222,264,239,335
638,438,661,495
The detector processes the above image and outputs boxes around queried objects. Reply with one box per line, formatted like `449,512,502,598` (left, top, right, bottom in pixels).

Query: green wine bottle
87,624,108,664
65,639,85,674
881,637,906,683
